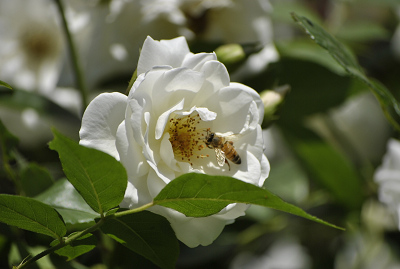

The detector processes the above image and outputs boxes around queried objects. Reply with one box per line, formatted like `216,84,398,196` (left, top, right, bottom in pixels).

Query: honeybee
204,128,241,170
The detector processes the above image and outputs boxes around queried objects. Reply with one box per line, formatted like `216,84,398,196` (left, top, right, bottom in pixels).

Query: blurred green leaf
51,233,96,261
260,59,352,120
353,0,400,6
0,89,79,123
271,1,322,25
0,89,81,141
48,129,127,215
20,163,54,197
154,173,343,230
35,178,99,225
336,21,389,43
263,158,309,204
292,13,400,131
101,211,179,269
0,80,12,90
0,194,66,239
0,119,19,160
276,39,346,75
10,243,53,269
283,128,364,209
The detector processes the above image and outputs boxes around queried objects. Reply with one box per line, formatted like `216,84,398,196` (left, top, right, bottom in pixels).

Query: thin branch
17,218,106,269
114,202,154,218
54,0,89,113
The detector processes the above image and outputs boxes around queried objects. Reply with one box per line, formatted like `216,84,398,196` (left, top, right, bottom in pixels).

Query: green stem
16,203,154,268
114,202,154,218
1,146,23,195
17,218,106,269
125,68,137,95
15,201,155,268
54,0,89,112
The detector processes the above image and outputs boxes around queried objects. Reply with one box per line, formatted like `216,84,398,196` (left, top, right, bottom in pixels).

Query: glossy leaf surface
0,194,66,239
154,173,343,230
49,129,127,214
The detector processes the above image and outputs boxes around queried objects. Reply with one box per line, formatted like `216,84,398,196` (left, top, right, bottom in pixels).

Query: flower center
20,23,60,61
168,112,209,165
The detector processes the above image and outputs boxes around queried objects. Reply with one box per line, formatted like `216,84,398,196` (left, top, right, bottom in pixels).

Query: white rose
80,36,269,247
374,138,400,229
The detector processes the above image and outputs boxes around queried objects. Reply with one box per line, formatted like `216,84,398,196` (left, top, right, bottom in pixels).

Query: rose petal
150,206,228,247
232,150,263,185
215,203,249,221
119,181,138,208
259,154,270,186
199,60,230,89
202,85,258,134
239,125,266,164
182,52,217,71
137,36,190,75
156,67,204,93
79,92,127,159
155,98,185,140
147,163,174,194
151,68,206,115
173,106,217,122
230,82,264,125
116,121,149,178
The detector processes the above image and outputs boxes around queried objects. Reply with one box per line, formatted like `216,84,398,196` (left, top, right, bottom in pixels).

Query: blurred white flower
185,0,279,79
374,138,400,230
179,0,280,79
0,107,52,148
178,0,274,44
0,0,64,93
335,230,400,269
329,92,391,164
0,86,82,148
80,36,269,247
60,0,184,90
67,0,278,90
308,92,392,164
230,237,311,269
391,8,400,59
0,0,84,148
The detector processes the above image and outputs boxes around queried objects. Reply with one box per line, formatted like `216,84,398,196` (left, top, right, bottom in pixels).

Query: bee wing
215,132,241,142
215,148,226,166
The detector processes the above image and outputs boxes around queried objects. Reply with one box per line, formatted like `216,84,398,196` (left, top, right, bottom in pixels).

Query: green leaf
336,21,389,43
283,128,363,209
353,0,399,7
291,12,400,131
35,178,100,225
0,194,66,239
154,173,343,230
276,39,346,75
264,59,352,122
48,129,127,215
51,233,96,261
101,211,179,269
0,119,19,159
0,80,12,90
20,163,54,197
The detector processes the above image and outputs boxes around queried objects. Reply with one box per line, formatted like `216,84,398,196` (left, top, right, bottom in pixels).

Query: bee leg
225,159,231,171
